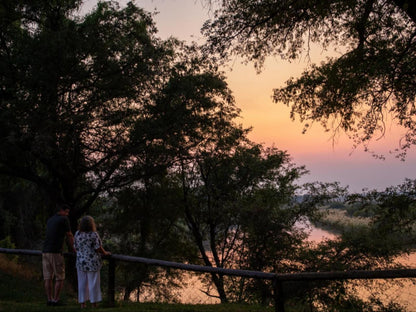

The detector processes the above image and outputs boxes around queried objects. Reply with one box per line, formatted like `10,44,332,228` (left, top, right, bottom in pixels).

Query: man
42,204,75,306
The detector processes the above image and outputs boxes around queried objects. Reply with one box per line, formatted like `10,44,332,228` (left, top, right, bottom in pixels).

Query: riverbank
306,208,416,311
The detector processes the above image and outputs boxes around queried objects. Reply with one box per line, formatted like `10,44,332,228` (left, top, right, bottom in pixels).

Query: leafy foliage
346,179,416,253
176,121,311,303
2,1,415,310
203,0,416,156
0,0,239,230
1,1,160,217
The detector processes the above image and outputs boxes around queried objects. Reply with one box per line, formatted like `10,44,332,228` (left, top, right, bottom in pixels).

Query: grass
317,208,370,233
0,255,273,312
0,301,274,312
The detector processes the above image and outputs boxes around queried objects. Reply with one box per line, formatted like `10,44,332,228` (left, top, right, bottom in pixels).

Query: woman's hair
78,216,97,232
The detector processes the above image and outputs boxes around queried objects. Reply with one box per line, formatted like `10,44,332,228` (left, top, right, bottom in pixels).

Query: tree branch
392,0,416,24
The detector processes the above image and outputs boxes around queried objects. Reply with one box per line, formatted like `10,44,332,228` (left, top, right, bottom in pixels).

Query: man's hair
56,204,70,213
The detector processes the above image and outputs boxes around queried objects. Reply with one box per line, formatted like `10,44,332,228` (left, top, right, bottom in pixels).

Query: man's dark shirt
42,214,71,253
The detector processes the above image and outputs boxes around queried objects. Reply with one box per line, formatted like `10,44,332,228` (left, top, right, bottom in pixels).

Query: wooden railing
1,247,416,312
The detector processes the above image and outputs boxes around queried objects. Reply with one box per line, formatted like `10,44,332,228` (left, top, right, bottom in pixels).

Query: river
302,221,416,311
135,222,416,310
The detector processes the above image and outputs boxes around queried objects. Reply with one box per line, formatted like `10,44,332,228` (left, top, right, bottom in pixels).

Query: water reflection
295,219,337,242
136,220,416,309
303,219,415,267
304,221,416,310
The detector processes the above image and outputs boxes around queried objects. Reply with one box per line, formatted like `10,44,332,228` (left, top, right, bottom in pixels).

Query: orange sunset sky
82,0,416,192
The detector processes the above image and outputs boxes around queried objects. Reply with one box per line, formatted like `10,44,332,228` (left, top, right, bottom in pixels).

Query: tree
0,0,238,233
346,178,416,253
177,116,309,303
94,51,240,300
291,183,416,311
202,0,416,157
0,176,45,248
97,178,199,302
0,0,171,223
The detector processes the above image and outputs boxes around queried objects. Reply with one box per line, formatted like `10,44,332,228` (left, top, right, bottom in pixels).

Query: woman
74,216,110,308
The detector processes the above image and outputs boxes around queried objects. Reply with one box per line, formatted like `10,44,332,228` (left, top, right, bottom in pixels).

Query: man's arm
66,232,75,252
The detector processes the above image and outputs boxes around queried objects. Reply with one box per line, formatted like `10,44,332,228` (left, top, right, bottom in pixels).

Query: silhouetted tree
203,0,416,157
0,1,237,229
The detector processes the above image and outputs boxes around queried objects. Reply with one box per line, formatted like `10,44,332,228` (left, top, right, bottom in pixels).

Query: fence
1,247,416,312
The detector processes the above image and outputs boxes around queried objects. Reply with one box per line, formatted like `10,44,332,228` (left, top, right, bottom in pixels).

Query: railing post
107,256,116,307
273,277,285,312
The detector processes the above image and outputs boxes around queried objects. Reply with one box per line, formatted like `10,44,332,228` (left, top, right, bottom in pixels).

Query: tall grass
0,254,40,280
318,208,371,233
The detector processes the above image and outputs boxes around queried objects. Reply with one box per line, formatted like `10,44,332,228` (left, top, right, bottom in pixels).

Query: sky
82,0,416,192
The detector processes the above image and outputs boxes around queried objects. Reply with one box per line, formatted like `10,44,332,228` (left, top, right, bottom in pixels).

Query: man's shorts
42,253,65,280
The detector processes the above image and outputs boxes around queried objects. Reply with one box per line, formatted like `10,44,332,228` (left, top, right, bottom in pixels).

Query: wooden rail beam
2,247,416,312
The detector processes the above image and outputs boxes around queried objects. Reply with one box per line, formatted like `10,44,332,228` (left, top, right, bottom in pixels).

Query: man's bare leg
54,279,64,302
44,279,53,302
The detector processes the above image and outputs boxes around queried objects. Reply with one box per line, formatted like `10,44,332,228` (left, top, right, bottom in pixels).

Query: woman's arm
96,245,111,256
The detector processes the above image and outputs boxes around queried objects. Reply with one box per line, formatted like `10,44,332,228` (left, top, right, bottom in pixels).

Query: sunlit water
133,222,416,309
300,221,416,311
295,219,337,242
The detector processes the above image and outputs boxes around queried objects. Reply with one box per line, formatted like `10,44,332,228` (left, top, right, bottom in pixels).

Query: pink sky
82,0,416,192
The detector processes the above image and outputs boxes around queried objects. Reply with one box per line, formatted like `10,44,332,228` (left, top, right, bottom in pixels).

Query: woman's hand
97,246,111,256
